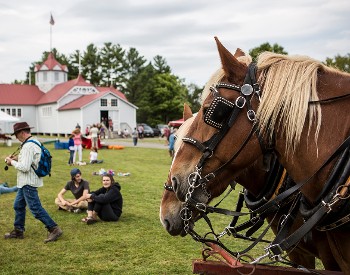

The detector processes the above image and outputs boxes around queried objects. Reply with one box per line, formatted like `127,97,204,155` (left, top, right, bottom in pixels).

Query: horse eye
203,107,208,116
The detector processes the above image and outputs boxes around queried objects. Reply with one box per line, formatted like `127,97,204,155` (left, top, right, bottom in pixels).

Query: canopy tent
168,112,198,128
0,111,19,122
0,111,20,134
168,118,184,127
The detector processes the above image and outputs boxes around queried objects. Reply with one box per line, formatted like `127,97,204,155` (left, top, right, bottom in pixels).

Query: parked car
143,125,154,137
138,123,154,137
152,127,161,137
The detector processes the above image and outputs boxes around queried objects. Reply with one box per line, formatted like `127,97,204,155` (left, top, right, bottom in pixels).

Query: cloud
0,0,349,85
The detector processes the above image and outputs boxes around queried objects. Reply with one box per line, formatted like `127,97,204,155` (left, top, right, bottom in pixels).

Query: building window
100,99,107,106
12,108,16,116
43,72,47,81
111,99,118,106
42,106,52,117
17,109,22,117
0,108,4,112
55,72,59,81
6,108,10,115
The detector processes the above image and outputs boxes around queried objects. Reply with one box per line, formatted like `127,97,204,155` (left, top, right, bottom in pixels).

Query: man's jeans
14,185,57,231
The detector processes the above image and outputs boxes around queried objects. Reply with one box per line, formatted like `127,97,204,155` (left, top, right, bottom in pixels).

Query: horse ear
183,103,193,121
214,37,247,82
233,48,245,58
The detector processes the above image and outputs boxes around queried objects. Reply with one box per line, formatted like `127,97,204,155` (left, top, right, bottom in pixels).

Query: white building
0,53,138,136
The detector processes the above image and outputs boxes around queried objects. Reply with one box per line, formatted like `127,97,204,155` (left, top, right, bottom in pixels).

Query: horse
160,105,340,271
163,37,350,273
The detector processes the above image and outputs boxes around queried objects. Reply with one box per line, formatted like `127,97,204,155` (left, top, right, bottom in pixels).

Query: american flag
50,14,55,25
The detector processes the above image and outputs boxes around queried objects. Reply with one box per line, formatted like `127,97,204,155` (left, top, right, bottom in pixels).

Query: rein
166,61,350,269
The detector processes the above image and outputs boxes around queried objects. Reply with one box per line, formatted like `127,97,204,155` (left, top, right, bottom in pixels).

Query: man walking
4,122,63,243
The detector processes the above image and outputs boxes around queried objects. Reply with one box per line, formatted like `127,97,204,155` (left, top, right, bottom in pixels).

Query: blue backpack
26,140,52,177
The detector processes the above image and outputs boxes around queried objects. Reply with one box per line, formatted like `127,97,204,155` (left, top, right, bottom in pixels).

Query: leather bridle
175,63,270,233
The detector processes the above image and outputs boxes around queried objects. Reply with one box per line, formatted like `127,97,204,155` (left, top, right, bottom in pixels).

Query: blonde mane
256,52,324,155
200,51,325,155
174,116,195,152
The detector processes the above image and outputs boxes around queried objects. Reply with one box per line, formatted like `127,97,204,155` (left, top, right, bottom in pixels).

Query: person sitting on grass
55,168,90,213
81,174,123,225
0,181,18,195
89,147,103,164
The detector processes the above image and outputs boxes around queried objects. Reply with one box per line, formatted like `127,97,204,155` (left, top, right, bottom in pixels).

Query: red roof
97,86,127,101
36,75,95,105
58,86,128,111
58,91,108,110
35,53,67,72
0,75,130,110
0,84,44,105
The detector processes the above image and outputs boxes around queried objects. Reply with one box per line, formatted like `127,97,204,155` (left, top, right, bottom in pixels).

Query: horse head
169,37,263,207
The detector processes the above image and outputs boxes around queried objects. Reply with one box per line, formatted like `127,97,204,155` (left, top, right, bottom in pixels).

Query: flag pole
50,23,52,51
49,13,55,52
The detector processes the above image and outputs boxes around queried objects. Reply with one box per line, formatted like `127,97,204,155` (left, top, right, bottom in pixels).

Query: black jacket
90,183,123,217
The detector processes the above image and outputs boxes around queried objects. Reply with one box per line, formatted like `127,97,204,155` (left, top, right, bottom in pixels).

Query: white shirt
90,151,98,161
11,137,43,188
90,127,99,138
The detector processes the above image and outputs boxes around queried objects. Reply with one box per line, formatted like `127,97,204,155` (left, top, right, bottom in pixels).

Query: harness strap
253,134,350,216
265,136,350,258
228,191,245,228
309,93,350,104
268,199,332,257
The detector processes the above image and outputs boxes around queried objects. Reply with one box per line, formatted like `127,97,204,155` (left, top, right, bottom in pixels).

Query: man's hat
12,122,34,135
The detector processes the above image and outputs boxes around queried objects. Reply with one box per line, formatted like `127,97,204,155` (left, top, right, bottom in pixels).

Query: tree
153,55,171,74
325,54,350,73
249,43,288,61
80,43,101,85
122,47,147,97
186,83,203,113
99,42,125,87
137,72,187,125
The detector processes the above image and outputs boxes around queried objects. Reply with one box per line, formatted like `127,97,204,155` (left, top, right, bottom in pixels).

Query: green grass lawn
0,142,323,274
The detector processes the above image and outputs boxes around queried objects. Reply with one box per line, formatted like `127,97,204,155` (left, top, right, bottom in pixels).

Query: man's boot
4,227,24,239
44,226,63,243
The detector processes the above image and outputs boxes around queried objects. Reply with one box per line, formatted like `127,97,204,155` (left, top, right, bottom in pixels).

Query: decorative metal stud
241,84,254,96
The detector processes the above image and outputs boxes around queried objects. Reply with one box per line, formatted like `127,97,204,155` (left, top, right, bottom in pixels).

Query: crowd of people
2,120,177,243
3,122,124,243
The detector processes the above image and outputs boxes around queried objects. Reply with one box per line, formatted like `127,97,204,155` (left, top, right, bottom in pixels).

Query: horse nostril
171,176,178,192
163,219,170,231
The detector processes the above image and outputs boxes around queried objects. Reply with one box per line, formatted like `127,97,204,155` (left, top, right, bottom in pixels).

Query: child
90,147,103,164
68,134,75,165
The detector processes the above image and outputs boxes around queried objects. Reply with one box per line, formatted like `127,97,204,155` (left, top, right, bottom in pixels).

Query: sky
0,0,349,86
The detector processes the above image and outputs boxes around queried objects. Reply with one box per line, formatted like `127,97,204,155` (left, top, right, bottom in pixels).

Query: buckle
196,202,207,212
266,244,284,258
235,96,246,108
247,110,256,121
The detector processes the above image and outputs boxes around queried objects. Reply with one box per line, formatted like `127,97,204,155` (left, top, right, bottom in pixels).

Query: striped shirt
10,137,43,188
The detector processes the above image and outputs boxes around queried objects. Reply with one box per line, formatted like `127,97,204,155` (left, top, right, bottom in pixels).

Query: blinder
204,93,236,129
